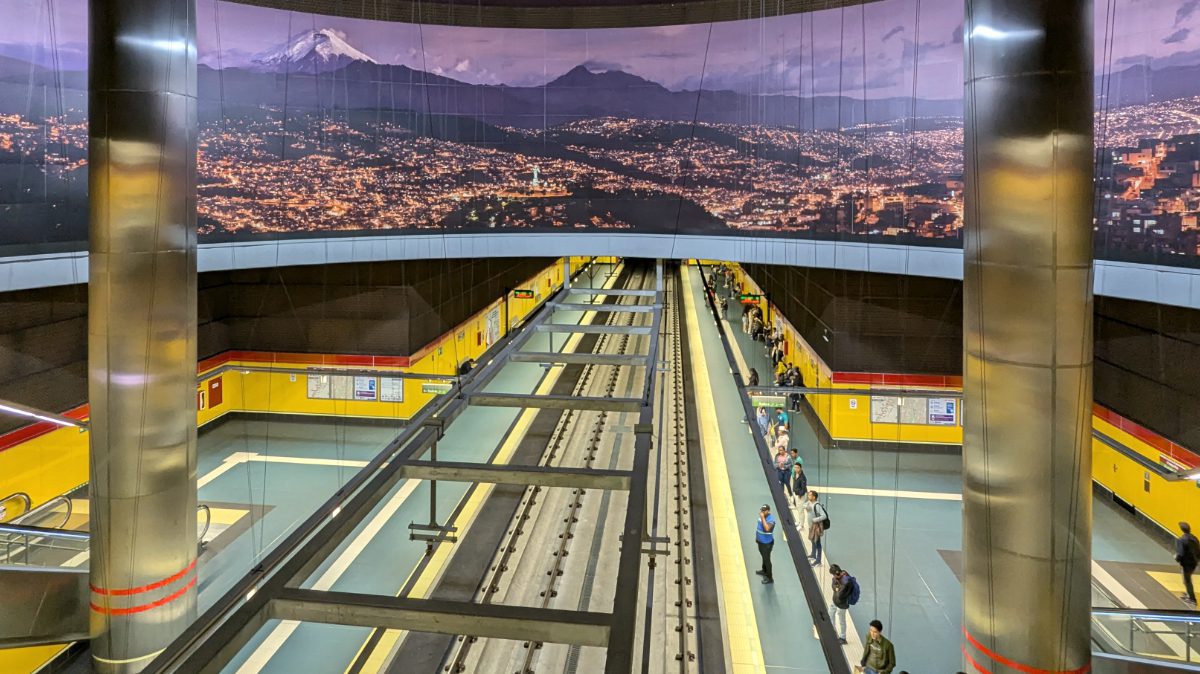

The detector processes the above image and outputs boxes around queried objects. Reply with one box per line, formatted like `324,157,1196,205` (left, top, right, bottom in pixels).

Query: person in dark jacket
856,620,897,674
829,564,857,645
1177,521,1200,604
747,368,759,387
790,462,807,508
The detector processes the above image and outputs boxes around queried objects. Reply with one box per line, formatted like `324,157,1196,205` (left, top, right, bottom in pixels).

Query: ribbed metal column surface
962,0,1094,672
88,0,199,671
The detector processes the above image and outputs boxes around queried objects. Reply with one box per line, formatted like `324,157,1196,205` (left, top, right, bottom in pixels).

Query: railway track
435,263,700,674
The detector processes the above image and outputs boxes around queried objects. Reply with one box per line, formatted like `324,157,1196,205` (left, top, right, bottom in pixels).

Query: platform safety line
681,265,766,674
234,478,422,674
818,485,961,501
350,263,626,674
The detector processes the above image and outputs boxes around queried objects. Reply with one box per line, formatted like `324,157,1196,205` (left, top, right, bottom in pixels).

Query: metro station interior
1,0,1198,672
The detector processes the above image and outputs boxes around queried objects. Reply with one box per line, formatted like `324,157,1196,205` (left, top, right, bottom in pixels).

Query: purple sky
2,0,1199,100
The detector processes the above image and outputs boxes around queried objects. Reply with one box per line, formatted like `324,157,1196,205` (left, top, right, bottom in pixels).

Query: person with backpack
829,564,860,645
806,490,829,565
1177,521,1200,604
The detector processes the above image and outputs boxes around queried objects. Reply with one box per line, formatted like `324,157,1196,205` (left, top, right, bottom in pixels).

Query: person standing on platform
807,490,828,565
775,407,789,433
774,447,791,492
1177,522,1200,604
791,461,807,509
856,620,896,674
754,504,776,584
748,368,759,387
756,406,770,438
828,564,859,645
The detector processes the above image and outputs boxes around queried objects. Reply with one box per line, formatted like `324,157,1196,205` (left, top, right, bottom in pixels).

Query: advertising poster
354,376,378,401
928,398,957,425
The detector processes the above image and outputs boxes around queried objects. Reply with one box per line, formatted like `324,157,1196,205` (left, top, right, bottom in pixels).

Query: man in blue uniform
754,504,776,584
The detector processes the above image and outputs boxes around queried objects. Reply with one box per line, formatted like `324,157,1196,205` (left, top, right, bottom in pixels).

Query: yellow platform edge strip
680,265,766,674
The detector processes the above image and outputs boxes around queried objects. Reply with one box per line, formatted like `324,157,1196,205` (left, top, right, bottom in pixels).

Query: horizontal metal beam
509,352,650,366
271,589,611,647
536,324,654,335
399,460,632,490
567,288,657,297
551,302,659,313
469,393,643,413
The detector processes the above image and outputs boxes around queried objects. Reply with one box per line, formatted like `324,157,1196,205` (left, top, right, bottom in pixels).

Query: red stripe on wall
831,371,963,388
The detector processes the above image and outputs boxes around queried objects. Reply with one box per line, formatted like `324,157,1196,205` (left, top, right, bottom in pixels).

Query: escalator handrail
1093,607,1200,621
11,494,73,530
197,504,211,543
0,522,89,541
0,491,32,522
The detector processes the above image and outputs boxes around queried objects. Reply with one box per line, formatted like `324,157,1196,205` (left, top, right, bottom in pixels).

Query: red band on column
963,646,994,674
963,628,1091,674
90,559,197,596
90,577,197,616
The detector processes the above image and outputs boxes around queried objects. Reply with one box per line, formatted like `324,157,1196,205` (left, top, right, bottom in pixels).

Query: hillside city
1,95,1199,259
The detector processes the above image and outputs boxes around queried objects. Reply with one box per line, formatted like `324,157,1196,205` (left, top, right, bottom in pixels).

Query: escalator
0,502,212,648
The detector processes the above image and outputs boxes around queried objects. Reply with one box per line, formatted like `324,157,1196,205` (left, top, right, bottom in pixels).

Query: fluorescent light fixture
0,402,81,428
245,586,257,601
969,24,1043,41
1183,468,1200,481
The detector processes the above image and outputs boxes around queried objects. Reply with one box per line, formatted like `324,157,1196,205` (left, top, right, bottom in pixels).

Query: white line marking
1092,560,1189,659
235,479,421,674
198,453,369,489
818,485,962,501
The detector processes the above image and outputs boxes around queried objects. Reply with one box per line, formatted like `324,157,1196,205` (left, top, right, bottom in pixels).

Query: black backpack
818,503,831,530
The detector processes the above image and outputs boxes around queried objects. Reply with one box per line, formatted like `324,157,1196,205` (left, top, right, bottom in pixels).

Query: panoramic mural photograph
0,0,1198,265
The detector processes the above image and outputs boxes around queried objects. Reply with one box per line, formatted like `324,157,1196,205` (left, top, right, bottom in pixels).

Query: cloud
1177,0,1200,25
1163,28,1191,44
453,58,471,73
881,26,904,42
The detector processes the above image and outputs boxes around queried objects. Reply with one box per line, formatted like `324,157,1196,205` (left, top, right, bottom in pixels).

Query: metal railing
1094,608,1200,667
0,523,89,566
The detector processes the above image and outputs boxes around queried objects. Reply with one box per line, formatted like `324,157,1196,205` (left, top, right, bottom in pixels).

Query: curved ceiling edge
224,0,868,29
1,233,1198,310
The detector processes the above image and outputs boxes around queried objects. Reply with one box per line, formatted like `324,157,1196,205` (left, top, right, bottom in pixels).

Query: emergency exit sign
513,289,535,299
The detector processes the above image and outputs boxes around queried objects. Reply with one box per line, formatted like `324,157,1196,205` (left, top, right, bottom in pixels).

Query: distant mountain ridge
6,24,1200,127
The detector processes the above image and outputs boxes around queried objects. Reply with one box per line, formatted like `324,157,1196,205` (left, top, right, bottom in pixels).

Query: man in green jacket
855,620,896,674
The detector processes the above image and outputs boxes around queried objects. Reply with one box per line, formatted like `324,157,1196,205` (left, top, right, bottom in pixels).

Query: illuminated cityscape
5,96,1200,259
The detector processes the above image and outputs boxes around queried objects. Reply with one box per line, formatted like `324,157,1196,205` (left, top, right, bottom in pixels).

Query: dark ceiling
229,0,872,29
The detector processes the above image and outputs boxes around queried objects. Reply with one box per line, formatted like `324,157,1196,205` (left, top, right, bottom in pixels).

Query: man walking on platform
1177,522,1200,604
754,504,776,584
856,620,896,674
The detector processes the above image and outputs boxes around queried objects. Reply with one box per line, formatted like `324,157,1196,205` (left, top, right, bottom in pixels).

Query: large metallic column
962,1,1093,672
88,0,198,671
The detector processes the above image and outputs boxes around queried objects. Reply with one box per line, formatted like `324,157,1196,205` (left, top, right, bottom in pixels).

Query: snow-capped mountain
249,28,376,74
